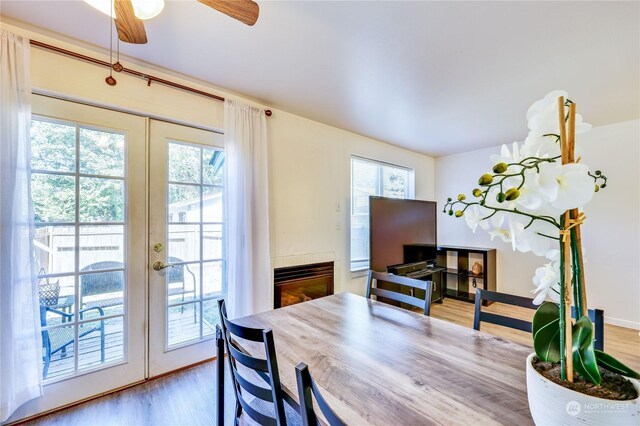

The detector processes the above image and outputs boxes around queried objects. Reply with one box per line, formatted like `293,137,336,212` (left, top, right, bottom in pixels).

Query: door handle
153,261,175,271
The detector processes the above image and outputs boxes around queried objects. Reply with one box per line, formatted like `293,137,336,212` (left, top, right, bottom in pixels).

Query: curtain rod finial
265,110,272,117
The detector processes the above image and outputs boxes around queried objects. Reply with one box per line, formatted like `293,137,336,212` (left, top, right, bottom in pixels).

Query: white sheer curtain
0,30,43,422
224,99,271,319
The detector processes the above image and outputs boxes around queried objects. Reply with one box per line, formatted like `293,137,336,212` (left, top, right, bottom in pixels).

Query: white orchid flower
537,162,595,211
531,261,561,305
464,204,491,233
489,141,528,175
512,169,544,211
527,90,592,137
522,134,561,159
545,248,560,262
514,220,559,256
487,213,527,251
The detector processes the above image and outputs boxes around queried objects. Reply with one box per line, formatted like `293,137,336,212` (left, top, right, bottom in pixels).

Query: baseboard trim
605,316,640,330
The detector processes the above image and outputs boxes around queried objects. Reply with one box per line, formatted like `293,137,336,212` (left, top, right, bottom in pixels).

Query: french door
148,120,226,377
20,96,225,421
26,95,146,416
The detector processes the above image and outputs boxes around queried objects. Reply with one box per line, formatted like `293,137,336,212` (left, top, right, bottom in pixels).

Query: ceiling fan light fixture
130,0,165,20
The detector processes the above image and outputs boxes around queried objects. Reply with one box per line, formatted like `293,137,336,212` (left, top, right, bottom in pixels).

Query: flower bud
595,170,601,176
478,174,494,186
472,188,482,197
505,188,520,201
454,210,463,218
594,185,600,193
457,194,466,201
601,183,606,188
448,209,454,216
447,197,452,202
496,192,506,203
479,200,486,206
493,162,508,174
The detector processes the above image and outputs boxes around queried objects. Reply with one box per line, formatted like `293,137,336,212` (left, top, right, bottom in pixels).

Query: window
31,117,127,381
166,141,225,347
350,157,414,271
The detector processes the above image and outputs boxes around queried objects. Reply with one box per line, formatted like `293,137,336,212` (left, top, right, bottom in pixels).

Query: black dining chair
295,363,347,426
473,288,605,351
366,271,433,316
217,299,302,426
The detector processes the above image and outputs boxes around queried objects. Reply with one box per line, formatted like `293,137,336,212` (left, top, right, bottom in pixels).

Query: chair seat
47,322,102,355
83,297,123,310
249,398,302,426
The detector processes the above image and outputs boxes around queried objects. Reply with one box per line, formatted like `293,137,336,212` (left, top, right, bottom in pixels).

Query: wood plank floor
18,297,640,426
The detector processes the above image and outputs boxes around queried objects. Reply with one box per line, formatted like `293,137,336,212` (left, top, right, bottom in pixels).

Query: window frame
349,155,415,272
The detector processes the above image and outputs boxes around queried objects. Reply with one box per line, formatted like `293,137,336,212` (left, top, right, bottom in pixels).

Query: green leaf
532,302,560,336
595,350,640,379
572,316,601,385
532,303,561,363
533,318,561,362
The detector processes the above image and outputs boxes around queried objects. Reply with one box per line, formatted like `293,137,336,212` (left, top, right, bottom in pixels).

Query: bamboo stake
567,102,589,317
574,222,588,318
559,96,574,382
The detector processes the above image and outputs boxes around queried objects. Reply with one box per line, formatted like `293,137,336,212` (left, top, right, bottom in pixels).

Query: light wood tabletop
235,292,534,426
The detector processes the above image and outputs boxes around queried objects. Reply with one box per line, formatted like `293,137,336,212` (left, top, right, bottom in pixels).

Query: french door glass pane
35,226,76,275
169,143,201,183
168,184,201,222
79,127,125,176
166,141,225,349
79,177,125,222
31,118,127,382
168,303,201,346
79,225,125,270
32,174,76,223
168,224,201,262
78,317,124,371
30,120,76,172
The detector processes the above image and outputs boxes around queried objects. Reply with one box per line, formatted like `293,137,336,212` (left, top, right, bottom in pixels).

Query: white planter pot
526,353,640,425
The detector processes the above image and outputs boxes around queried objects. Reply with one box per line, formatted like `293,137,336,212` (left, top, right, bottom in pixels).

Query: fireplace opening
274,261,334,308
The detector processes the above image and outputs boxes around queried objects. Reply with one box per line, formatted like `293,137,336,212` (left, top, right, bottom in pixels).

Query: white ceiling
1,1,638,156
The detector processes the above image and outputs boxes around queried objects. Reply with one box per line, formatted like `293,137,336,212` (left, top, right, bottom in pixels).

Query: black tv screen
369,197,437,272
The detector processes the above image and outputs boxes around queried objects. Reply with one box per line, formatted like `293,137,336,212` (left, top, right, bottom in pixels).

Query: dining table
230,292,534,426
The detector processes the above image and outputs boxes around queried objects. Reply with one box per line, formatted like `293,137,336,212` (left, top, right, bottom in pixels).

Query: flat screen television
369,197,437,272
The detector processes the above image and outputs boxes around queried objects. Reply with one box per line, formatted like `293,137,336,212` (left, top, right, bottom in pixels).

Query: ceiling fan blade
114,0,148,44
198,0,259,26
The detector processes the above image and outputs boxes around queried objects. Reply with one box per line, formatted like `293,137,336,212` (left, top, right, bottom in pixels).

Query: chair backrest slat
479,312,532,333
236,392,278,426
218,299,288,425
295,362,347,426
474,289,605,351
369,287,426,311
80,261,124,297
366,270,433,315
226,339,269,372
231,364,274,402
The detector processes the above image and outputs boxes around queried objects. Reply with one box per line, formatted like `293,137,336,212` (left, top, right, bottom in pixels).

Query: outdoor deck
45,307,218,381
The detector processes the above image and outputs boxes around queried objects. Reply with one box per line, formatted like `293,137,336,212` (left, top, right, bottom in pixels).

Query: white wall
435,119,640,329
2,21,435,300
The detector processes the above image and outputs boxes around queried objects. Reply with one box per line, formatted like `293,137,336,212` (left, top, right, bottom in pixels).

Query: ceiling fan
83,0,259,44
